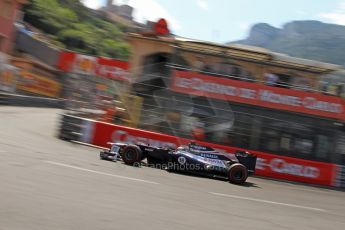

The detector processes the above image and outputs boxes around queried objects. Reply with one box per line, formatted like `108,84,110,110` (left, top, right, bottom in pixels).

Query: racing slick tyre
100,151,112,161
122,145,143,165
99,151,106,160
228,163,248,185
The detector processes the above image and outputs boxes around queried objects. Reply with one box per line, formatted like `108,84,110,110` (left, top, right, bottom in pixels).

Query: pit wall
75,118,340,187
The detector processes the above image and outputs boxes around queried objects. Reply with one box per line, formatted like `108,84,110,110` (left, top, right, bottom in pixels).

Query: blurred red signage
154,18,169,35
171,70,345,121
57,51,130,82
90,121,336,186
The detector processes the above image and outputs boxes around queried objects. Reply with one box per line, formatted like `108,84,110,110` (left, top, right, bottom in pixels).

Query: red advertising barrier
170,70,345,121
91,121,190,148
57,51,130,82
96,57,129,81
90,121,337,186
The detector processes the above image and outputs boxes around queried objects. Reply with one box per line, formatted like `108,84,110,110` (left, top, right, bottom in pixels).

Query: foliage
24,0,130,60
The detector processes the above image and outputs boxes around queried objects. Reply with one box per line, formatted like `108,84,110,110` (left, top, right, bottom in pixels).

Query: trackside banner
17,71,61,98
57,51,130,82
170,70,345,121
90,121,337,186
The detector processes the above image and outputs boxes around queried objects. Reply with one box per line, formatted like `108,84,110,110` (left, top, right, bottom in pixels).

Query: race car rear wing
235,150,257,174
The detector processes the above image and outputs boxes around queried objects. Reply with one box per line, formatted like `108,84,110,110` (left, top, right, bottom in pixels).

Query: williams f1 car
100,142,257,184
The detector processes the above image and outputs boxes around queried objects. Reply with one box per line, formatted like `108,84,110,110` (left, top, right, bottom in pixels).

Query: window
319,71,345,97
227,113,253,149
315,135,330,159
180,115,199,133
280,134,292,151
294,137,314,155
259,118,316,157
275,73,292,88
261,129,280,152
291,76,312,91
142,53,170,76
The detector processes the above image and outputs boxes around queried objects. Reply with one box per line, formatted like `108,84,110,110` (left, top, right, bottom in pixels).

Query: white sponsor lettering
255,157,267,170
96,65,129,80
239,88,256,99
173,76,343,115
199,153,218,159
257,157,320,178
175,77,238,96
191,145,207,150
303,97,342,113
203,158,226,167
259,90,302,106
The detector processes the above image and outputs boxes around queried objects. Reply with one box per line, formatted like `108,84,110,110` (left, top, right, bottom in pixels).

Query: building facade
0,0,27,54
125,29,345,165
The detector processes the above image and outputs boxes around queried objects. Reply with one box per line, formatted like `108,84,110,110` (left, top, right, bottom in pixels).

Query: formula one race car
100,142,257,184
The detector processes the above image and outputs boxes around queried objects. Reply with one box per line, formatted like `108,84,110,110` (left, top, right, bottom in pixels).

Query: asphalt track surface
1,107,345,230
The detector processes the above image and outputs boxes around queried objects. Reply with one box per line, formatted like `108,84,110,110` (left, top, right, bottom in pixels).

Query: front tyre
100,151,106,160
228,163,248,184
121,145,143,165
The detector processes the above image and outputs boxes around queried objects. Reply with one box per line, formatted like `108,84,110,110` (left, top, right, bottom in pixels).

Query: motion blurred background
1,0,345,188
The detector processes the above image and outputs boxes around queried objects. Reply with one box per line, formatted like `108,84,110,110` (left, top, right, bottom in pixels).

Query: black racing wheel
121,145,143,165
228,163,248,184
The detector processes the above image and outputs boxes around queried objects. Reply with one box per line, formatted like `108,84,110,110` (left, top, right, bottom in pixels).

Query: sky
82,0,345,43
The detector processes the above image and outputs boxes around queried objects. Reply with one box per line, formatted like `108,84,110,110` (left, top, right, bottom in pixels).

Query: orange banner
0,68,16,92
171,70,345,121
17,71,61,98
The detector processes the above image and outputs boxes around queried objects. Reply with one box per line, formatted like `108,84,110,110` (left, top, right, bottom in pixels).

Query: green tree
100,39,130,59
24,0,130,59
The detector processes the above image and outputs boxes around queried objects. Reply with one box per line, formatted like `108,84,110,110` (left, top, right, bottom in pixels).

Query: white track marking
210,192,327,212
256,179,334,195
45,161,159,185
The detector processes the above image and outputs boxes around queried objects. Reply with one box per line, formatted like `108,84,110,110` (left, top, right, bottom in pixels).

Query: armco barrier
334,165,345,188
0,93,9,105
16,31,60,67
58,115,339,187
58,114,84,141
0,92,64,108
58,114,96,143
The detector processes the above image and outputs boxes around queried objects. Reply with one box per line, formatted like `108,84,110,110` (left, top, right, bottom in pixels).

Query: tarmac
1,106,345,230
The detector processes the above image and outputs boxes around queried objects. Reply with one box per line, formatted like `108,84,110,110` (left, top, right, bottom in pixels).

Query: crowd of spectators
192,58,255,82
191,57,345,98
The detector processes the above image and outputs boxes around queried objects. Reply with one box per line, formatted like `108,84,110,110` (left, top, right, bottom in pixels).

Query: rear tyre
228,163,248,184
121,145,143,165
